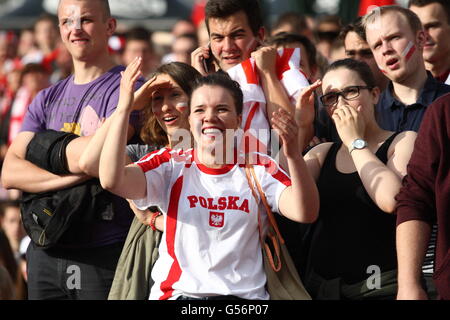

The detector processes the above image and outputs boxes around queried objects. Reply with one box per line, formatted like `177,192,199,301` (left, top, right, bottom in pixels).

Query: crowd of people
0,0,449,300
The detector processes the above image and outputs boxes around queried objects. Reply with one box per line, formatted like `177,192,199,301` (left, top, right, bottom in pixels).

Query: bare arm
351,131,416,213
272,108,319,223
77,75,162,176
333,105,417,213
99,57,147,200
1,131,87,193
396,220,431,300
252,47,294,127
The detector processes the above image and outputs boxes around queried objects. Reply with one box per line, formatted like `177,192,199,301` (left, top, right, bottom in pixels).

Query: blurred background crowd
0,0,421,300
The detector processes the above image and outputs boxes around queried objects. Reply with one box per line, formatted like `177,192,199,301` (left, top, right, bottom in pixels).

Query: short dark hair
324,58,376,88
191,73,243,116
141,62,202,146
20,63,49,84
408,0,450,24
272,12,309,35
205,0,263,36
34,13,58,30
125,26,152,42
265,32,317,70
340,16,366,42
124,26,154,51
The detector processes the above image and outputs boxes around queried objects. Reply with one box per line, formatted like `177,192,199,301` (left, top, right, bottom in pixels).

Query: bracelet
149,211,161,231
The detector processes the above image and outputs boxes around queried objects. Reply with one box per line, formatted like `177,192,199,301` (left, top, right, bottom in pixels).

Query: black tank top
306,133,399,284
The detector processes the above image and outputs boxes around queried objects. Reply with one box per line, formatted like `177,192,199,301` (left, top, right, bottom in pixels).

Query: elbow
99,176,117,192
1,174,13,190
381,203,396,214
379,198,397,214
78,157,98,177
1,165,15,189
99,169,122,194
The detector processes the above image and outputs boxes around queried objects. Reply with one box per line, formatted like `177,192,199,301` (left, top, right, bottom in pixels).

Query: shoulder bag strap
245,164,282,272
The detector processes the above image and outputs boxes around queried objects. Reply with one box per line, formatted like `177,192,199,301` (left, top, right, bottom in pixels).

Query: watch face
354,139,366,149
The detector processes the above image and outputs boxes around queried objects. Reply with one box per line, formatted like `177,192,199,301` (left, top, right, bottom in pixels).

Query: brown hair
408,0,450,24
205,0,263,36
140,62,201,147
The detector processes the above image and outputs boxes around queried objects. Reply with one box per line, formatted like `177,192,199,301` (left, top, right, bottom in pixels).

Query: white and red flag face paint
401,41,416,61
226,47,309,155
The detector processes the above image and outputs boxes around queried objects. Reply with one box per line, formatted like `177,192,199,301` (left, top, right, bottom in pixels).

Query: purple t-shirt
21,65,144,248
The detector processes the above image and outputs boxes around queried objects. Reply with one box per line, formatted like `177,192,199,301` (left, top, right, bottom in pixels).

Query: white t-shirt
133,148,291,300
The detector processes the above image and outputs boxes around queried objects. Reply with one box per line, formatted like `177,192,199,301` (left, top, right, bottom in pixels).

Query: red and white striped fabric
226,47,309,155
133,148,291,300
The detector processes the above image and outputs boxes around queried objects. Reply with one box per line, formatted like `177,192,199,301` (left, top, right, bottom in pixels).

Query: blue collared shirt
376,72,450,132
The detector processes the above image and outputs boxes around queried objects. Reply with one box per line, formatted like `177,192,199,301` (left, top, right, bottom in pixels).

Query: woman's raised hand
332,105,366,148
295,80,321,129
118,57,143,112
271,108,300,159
132,75,173,111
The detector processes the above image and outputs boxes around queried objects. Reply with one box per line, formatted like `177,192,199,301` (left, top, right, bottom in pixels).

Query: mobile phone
202,44,214,73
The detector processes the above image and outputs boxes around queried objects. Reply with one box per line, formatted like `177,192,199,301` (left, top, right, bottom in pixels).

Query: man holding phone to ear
191,0,308,146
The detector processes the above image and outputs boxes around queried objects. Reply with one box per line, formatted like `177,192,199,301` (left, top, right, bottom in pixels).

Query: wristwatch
349,138,367,154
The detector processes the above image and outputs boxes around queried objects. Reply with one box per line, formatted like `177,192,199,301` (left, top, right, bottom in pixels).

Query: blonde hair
362,5,423,35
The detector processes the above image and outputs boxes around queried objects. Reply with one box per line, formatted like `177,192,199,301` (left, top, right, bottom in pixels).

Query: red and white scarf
226,47,309,155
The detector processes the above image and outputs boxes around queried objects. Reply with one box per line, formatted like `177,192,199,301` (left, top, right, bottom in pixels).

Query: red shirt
396,93,450,300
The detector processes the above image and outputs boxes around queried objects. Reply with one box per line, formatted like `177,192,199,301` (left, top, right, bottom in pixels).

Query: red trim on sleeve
136,148,172,173
255,154,291,187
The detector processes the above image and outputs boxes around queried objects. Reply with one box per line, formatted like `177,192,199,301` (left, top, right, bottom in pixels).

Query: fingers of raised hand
299,80,321,101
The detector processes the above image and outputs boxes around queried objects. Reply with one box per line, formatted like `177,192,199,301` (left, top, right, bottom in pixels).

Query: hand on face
271,108,300,159
132,74,172,111
332,104,366,148
118,57,143,112
191,45,215,76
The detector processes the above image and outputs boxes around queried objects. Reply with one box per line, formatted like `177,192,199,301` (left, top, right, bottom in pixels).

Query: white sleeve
255,154,292,213
132,149,173,211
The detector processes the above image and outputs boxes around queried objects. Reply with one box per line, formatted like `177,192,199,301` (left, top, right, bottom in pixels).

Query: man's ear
106,18,117,37
371,86,381,105
416,30,427,50
257,27,265,44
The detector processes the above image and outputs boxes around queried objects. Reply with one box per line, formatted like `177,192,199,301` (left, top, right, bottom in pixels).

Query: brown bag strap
245,164,283,272
244,165,264,244
248,165,285,244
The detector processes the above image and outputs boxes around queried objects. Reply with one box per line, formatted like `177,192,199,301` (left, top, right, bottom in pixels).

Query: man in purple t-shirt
1,0,142,300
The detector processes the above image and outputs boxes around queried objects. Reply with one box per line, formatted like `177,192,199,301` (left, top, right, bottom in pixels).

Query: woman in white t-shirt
99,58,319,300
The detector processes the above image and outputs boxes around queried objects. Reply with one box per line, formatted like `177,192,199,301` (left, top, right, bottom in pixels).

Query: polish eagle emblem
209,211,224,228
